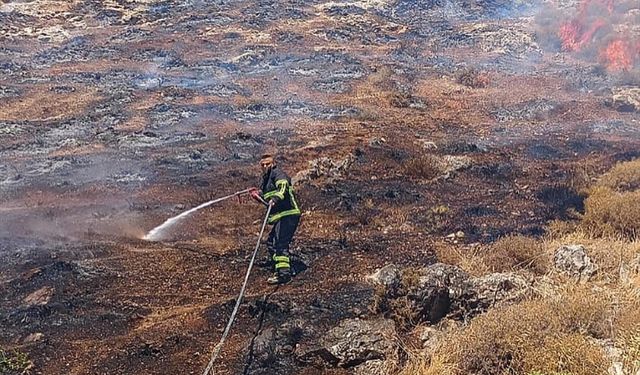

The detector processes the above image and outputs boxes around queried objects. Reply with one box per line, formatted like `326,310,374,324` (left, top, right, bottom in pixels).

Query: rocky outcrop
368,263,532,324
300,318,398,370
320,318,398,368
553,244,598,282
463,272,531,313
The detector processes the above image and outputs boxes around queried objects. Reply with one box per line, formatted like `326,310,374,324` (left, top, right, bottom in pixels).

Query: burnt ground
1,0,639,374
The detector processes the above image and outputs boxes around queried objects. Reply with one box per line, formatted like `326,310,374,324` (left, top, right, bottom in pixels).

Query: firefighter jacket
260,166,301,224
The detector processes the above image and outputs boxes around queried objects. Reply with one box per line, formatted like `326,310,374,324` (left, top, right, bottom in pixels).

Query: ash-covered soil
1,0,639,374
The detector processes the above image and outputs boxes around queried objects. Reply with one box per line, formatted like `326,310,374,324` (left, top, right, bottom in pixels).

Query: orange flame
559,21,581,51
601,40,633,71
558,19,605,52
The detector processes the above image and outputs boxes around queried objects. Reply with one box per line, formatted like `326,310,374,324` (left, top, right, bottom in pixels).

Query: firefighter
248,153,301,284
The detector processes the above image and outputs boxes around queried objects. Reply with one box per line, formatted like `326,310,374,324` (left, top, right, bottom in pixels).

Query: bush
612,293,640,372
580,186,640,239
597,159,640,192
371,268,430,331
485,235,549,275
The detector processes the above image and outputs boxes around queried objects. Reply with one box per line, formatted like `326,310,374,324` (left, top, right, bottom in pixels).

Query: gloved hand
248,187,261,201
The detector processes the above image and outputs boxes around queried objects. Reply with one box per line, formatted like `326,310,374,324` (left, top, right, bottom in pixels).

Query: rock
319,318,398,368
412,263,471,322
252,328,277,366
371,263,530,323
23,332,44,343
554,244,598,282
292,154,356,184
354,358,397,375
607,87,640,112
462,273,531,314
416,139,438,150
369,137,386,146
23,286,54,306
366,264,401,291
249,320,311,369
419,263,471,300
418,326,440,351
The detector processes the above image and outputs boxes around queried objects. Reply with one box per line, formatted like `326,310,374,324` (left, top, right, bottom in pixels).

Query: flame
556,0,639,71
559,19,606,52
601,39,633,71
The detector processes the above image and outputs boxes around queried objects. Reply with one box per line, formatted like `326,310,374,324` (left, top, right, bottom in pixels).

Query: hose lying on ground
202,203,273,375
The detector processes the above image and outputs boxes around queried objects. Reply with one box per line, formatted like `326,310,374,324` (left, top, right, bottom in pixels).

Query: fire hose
202,202,273,375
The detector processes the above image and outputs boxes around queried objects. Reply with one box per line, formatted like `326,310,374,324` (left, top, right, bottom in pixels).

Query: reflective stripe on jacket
260,166,301,223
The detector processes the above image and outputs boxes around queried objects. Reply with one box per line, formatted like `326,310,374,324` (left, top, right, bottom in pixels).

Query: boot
256,252,275,269
267,270,291,285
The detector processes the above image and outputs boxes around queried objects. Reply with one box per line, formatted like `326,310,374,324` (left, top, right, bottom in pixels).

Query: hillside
1,0,640,374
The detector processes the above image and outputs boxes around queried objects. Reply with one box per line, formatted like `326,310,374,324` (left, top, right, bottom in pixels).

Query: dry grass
398,161,640,375
597,159,640,192
403,155,443,180
580,186,640,240
546,218,580,239
405,286,612,375
611,290,640,372
456,68,490,89
433,242,490,277
485,235,549,275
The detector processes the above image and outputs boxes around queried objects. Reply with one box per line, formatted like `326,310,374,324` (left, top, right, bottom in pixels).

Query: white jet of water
143,189,249,241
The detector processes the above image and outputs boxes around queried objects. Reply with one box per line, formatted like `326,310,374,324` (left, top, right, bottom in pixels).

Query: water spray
143,188,251,241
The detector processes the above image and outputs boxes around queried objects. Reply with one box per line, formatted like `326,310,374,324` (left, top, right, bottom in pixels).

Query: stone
554,244,598,282
319,318,398,368
418,326,441,351
607,87,640,112
354,358,397,375
366,264,401,291
292,154,356,184
23,332,44,343
369,263,530,323
252,328,277,366
23,286,54,306
462,272,531,314
412,263,471,322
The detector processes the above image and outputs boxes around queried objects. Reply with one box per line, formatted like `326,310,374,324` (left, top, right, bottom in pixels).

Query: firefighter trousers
266,214,300,274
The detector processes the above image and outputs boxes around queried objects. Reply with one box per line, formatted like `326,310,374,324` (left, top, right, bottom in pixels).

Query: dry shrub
611,291,640,372
580,186,640,240
404,155,443,180
398,352,456,375
546,218,579,239
409,286,612,375
371,268,429,331
485,235,549,275
456,68,490,88
433,242,490,277
597,159,640,192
